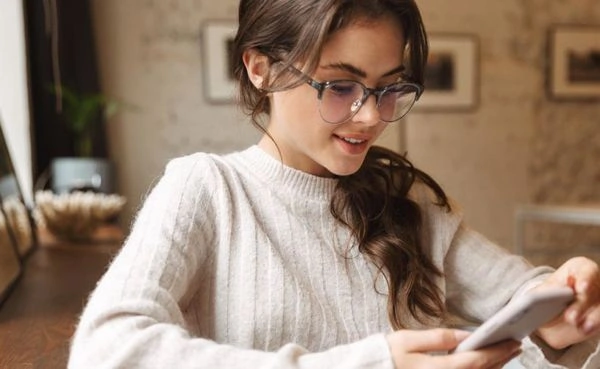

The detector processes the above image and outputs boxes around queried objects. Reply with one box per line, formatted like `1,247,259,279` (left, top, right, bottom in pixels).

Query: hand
386,329,521,369
535,257,600,349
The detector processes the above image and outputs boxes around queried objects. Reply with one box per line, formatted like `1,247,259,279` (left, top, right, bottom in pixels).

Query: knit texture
69,146,600,368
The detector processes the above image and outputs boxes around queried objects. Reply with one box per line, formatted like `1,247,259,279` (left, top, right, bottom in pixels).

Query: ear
242,49,270,89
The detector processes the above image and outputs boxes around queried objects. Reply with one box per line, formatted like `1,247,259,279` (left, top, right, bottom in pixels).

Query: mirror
0,116,35,259
0,119,24,306
0,191,21,307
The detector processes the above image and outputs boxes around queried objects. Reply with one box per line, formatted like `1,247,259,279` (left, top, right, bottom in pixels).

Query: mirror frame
0,191,22,308
0,116,36,307
0,120,37,259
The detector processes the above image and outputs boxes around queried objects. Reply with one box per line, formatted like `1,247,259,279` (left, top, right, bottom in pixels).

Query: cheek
294,88,320,120
375,123,390,139
274,89,324,130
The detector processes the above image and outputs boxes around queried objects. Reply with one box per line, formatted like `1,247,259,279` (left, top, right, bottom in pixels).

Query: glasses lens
378,84,419,122
319,81,364,124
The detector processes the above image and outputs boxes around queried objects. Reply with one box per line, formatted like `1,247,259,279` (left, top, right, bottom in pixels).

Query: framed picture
548,26,600,100
202,21,238,103
414,34,479,111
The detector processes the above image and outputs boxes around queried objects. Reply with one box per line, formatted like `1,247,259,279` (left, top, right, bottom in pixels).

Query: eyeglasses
292,68,423,124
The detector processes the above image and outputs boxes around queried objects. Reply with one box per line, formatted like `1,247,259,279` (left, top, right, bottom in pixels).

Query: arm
68,155,395,369
443,224,553,323
443,224,600,368
406,183,553,322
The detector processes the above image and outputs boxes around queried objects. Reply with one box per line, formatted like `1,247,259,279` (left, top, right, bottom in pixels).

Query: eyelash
317,75,404,88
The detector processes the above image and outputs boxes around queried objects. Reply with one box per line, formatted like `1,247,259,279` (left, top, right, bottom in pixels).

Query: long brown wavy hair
232,0,451,329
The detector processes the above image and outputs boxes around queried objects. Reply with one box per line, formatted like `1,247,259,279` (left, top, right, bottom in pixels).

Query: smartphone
454,286,574,352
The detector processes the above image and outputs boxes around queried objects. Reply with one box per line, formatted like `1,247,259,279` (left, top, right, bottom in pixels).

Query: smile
334,134,371,156
339,136,366,144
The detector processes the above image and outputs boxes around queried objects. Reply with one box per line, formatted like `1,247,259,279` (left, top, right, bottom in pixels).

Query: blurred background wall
90,0,600,262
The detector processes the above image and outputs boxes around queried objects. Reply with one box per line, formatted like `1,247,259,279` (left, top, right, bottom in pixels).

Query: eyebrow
321,62,406,79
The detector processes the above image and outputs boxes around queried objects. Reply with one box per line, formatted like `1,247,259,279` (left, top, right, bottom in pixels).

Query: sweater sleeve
68,154,395,369
441,212,600,368
405,182,553,323
444,224,554,323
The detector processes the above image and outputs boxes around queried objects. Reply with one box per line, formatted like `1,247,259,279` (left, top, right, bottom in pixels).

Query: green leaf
48,83,133,157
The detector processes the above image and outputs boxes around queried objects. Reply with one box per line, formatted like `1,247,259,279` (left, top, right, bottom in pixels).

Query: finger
438,340,521,369
544,258,600,325
565,271,600,325
549,257,598,288
486,345,522,369
579,304,600,335
394,329,470,352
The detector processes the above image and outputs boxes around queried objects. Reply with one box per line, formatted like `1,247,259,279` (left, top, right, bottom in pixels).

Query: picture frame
202,21,238,103
414,34,479,111
548,25,600,100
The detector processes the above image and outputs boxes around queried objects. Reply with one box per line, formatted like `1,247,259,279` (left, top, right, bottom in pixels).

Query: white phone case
454,286,574,352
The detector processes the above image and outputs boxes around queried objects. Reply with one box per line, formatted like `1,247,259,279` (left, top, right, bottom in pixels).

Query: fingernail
583,320,596,334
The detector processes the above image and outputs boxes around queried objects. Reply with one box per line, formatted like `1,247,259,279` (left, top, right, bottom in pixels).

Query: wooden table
0,226,122,369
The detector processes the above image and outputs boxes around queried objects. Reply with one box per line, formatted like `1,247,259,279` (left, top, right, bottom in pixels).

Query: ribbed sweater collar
232,145,339,204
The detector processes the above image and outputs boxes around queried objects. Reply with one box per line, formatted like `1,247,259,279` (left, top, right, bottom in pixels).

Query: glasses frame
292,67,424,124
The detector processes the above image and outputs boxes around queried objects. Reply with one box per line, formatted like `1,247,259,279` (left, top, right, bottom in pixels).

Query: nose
350,93,381,126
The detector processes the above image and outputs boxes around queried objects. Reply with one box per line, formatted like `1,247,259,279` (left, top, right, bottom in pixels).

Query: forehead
317,16,406,77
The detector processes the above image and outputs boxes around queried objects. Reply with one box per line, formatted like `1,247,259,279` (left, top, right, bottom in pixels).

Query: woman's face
260,15,406,177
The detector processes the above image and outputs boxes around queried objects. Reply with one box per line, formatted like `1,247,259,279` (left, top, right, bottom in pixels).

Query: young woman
69,0,600,368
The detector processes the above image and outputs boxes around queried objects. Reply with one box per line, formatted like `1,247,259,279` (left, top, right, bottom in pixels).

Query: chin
328,164,362,177
319,152,367,177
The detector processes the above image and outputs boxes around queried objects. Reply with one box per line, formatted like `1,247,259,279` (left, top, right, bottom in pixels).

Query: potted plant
49,85,121,194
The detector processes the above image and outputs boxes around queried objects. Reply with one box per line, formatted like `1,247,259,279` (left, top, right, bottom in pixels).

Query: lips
334,134,370,145
333,133,372,155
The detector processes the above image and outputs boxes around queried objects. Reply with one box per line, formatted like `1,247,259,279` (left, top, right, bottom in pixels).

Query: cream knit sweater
69,146,600,368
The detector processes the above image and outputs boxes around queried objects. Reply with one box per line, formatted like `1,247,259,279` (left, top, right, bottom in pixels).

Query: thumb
389,329,470,353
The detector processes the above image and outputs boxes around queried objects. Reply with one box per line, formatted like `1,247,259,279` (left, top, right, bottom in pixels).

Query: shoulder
133,152,245,249
137,151,239,216
159,151,244,192
163,152,227,180
152,148,265,210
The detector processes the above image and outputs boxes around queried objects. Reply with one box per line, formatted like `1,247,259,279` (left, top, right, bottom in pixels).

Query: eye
398,73,414,83
385,83,418,95
326,81,358,96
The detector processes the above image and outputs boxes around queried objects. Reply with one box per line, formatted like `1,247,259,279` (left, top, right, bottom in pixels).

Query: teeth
342,137,364,144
